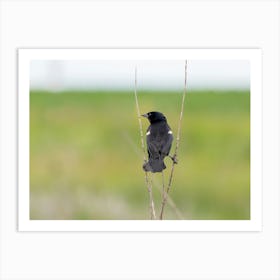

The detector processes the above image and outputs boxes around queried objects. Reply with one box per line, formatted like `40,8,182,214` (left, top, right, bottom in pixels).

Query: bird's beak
141,113,148,118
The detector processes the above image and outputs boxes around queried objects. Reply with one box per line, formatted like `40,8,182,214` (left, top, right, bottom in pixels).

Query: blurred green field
30,90,250,220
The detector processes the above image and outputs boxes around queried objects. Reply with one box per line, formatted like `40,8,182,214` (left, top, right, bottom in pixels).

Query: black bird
142,111,174,173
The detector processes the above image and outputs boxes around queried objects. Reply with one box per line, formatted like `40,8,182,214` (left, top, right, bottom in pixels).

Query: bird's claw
143,161,152,172
170,154,178,164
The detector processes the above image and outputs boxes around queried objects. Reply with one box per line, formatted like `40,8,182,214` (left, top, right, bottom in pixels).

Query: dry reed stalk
134,67,156,219
159,60,188,220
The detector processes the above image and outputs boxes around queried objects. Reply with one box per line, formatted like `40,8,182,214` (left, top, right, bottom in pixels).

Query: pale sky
30,60,250,91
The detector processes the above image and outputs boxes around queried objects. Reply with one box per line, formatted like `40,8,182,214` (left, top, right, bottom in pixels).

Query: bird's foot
169,154,178,164
143,161,151,172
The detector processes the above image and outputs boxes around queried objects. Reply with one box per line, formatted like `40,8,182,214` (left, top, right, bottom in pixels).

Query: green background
30,90,250,220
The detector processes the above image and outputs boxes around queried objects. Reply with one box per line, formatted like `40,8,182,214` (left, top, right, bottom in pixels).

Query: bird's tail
143,158,166,173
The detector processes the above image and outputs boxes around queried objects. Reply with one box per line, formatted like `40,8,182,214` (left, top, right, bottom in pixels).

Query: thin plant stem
160,60,188,220
160,171,165,220
134,67,156,220
161,171,165,201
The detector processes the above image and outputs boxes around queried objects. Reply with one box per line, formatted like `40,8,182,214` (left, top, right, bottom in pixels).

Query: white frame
18,48,262,232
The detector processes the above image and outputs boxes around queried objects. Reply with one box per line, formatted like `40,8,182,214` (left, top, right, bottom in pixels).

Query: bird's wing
147,138,160,159
146,125,159,159
161,133,173,157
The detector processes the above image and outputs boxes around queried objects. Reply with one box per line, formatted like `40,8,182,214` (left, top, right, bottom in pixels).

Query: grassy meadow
30,90,250,220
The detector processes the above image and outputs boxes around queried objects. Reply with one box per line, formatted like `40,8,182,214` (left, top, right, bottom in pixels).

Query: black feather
142,112,173,173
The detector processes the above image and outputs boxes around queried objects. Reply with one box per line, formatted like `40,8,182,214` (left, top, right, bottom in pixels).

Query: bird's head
141,111,167,123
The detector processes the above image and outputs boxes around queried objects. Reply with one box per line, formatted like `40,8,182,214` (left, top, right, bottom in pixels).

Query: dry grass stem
160,60,188,219
134,67,156,219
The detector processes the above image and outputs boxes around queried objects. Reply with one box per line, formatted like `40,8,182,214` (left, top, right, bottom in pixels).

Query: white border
18,48,262,231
